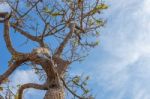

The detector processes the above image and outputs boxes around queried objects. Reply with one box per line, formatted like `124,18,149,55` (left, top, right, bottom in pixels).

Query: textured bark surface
44,88,65,99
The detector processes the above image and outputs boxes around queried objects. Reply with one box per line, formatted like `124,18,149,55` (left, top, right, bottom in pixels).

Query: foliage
0,0,108,98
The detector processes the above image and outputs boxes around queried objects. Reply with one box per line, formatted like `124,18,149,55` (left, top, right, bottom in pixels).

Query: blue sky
1,0,150,99
73,0,150,99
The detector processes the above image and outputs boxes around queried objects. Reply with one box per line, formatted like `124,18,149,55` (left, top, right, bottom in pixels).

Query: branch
54,23,75,57
0,59,27,84
29,54,59,83
20,0,41,18
78,0,104,20
0,63,18,84
18,83,47,99
11,24,40,42
61,78,87,99
44,24,65,37
6,1,22,17
10,24,45,46
52,57,70,76
4,19,18,55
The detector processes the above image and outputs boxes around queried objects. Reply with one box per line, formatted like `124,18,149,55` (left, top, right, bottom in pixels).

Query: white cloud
0,2,11,13
9,69,45,99
79,0,150,99
10,69,41,85
102,0,150,61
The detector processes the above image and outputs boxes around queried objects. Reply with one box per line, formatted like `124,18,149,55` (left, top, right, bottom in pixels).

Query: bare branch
54,23,75,57
61,78,87,99
20,0,41,18
10,23,45,46
0,57,28,84
11,24,39,41
18,83,47,99
4,19,19,55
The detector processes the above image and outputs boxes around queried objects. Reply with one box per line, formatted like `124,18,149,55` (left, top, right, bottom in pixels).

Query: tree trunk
44,87,65,99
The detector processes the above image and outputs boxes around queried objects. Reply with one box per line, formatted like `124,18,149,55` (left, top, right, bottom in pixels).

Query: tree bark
44,88,65,99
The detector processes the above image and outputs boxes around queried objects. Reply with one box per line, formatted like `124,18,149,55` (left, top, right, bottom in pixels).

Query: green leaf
96,20,103,25
62,0,71,2
90,41,99,47
96,31,100,36
88,19,94,26
73,40,79,47
85,89,89,94
96,4,108,10
43,7,51,13
0,86,3,91
51,12,62,16
73,76,80,83
95,41,99,46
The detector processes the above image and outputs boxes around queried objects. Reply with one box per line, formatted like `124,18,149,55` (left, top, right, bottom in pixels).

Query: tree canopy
0,0,107,99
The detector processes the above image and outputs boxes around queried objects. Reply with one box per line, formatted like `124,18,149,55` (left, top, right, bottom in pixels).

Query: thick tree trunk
44,88,65,99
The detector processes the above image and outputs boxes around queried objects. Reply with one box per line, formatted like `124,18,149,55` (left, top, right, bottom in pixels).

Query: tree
0,0,107,99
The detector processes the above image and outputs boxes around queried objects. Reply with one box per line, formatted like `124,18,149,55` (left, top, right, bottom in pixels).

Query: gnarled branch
18,83,47,99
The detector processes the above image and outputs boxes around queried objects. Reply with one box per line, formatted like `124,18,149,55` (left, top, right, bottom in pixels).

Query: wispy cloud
0,2,11,13
76,0,150,99
9,69,45,99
